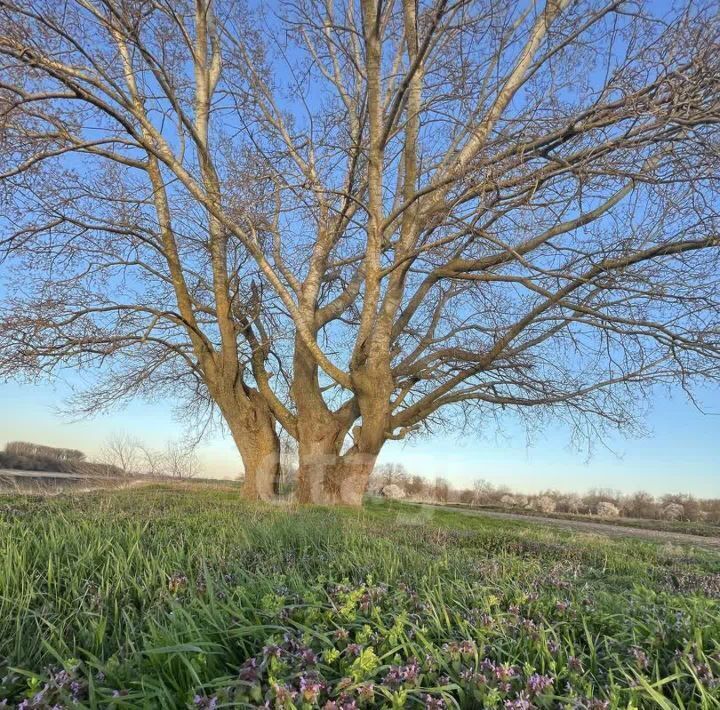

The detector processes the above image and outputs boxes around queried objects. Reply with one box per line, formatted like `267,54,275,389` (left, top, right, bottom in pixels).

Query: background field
1,485,719,708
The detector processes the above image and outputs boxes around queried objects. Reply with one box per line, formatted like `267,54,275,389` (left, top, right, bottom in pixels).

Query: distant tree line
369,464,720,525
0,441,122,477
5,442,86,461
1,436,200,479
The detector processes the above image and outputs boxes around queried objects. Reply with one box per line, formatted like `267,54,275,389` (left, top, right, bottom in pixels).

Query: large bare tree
1,0,719,504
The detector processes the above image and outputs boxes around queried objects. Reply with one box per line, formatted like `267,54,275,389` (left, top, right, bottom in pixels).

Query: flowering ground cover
0,486,718,708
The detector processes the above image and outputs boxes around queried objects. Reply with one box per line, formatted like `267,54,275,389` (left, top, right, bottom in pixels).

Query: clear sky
0,0,717,499
1,377,718,497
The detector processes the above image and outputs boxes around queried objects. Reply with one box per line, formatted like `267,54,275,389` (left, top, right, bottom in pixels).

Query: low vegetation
0,442,122,478
0,485,718,708
0,439,200,484
370,464,720,526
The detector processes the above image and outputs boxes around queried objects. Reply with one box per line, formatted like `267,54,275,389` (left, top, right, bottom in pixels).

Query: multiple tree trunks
1,1,720,508
232,411,377,505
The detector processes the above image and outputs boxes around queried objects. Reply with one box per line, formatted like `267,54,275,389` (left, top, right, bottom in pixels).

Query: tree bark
325,449,378,506
235,423,280,500
292,331,392,505
294,425,345,504
296,441,378,506
293,399,382,506
216,389,281,501
291,334,371,505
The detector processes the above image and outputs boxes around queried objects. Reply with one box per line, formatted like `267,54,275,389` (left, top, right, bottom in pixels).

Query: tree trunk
218,390,281,501
292,335,363,504
296,443,378,505
325,450,378,505
293,409,380,506
232,416,280,500
294,420,345,504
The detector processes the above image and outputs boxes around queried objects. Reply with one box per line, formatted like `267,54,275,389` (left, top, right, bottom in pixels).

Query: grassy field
434,503,720,539
0,487,719,708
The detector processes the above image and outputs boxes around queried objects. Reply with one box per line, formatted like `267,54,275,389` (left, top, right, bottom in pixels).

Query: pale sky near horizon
0,0,718,499
1,377,718,497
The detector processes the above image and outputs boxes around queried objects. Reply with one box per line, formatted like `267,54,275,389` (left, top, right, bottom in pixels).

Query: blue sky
0,0,718,498
1,377,718,497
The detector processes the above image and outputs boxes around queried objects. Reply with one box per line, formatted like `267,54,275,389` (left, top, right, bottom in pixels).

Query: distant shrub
380,484,405,500
661,494,704,522
0,451,74,472
5,441,85,461
0,450,123,478
663,503,685,521
556,494,582,514
595,501,620,518
534,496,556,514
623,491,658,519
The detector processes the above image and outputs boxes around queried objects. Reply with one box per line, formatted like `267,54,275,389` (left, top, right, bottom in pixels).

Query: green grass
436,502,720,539
0,486,719,708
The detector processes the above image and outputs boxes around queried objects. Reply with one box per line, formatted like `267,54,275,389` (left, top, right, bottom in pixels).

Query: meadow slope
0,486,718,709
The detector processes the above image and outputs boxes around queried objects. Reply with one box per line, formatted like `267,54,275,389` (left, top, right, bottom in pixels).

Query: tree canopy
1,0,719,503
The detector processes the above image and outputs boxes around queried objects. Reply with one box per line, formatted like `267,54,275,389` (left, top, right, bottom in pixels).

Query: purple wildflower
458,639,477,656
301,647,318,666
356,683,374,701
694,662,714,685
481,658,497,673
346,643,362,657
504,692,535,709
568,656,584,672
383,659,420,689
299,674,325,703
238,657,259,683
263,644,282,659
631,647,650,670
526,673,553,696
168,572,188,593
272,682,297,704
494,663,518,682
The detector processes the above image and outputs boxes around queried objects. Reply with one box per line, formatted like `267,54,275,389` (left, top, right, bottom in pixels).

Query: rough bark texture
235,424,280,501
296,445,377,506
216,388,280,500
324,451,378,506
293,337,352,503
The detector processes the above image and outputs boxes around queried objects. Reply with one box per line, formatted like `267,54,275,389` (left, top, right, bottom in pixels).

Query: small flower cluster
10,664,87,709
382,659,420,689
672,647,719,689
167,571,189,593
445,639,477,657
